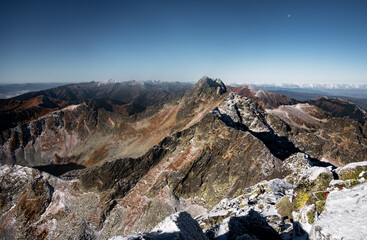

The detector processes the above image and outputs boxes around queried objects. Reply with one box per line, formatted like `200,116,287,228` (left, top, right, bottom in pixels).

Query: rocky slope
0,81,193,166
112,159,367,240
229,85,367,122
228,85,298,109
308,96,367,122
266,103,367,166
1,77,367,239
1,80,191,132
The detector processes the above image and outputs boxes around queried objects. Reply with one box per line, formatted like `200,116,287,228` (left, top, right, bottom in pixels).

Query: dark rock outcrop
205,209,282,240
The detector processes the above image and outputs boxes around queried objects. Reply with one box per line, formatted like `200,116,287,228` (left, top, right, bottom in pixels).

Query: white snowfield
62,102,86,111
310,182,367,240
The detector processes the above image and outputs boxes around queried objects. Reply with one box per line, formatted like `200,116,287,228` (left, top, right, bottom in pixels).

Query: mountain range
237,83,367,110
0,77,366,240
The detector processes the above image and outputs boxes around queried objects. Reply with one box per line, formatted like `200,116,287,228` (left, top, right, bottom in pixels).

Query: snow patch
310,183,367,240
305,167,331,181
62,103,85,111
338,161,367,170
98,79,118,86
292,205,315,234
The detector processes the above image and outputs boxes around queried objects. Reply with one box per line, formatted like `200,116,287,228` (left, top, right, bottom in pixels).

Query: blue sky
1,0,367,84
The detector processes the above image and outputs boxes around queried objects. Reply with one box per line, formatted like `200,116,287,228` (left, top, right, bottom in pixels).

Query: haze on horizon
1,0,367,85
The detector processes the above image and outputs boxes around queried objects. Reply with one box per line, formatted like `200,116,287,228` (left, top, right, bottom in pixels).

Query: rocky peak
196,76,227,95
212,92,270,132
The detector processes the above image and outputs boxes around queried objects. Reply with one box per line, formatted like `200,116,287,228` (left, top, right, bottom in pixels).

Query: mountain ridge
0,77,367,239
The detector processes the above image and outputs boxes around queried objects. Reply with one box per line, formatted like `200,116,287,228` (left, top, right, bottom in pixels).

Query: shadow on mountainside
215,111,340,168
249,130,299,160
115,210,309,240
205,209,309,240
216,112,300,160
34,163,86,177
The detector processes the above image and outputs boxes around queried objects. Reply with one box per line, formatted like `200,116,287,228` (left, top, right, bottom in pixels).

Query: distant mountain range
4,81,367,109
232,83,367,109
0,83,68,99
233,82,367,90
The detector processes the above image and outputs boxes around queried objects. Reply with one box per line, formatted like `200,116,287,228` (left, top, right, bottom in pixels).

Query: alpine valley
1,77,367,240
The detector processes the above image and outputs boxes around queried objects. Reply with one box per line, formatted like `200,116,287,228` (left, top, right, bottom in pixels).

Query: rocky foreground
108,159,367,240
1,157,366,239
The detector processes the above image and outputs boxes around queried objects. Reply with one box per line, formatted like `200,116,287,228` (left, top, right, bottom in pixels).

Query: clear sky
1,0,367,84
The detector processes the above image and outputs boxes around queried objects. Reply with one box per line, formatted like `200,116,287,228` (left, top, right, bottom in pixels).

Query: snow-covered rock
292,204,316,234
268,178,295,196
310,183,367,240
337,161,367,170
212,92,270,132
98,79,118,86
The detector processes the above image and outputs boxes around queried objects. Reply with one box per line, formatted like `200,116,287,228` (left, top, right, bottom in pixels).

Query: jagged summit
228,85,297,109
196,76,227,95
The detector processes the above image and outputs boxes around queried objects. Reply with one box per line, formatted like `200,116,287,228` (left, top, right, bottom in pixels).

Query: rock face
111,160,367,240
1,77,367,240
228,85,298,109
309,96,367,122
0,81,192,166
266,103,367,166
0,164,106,239
0,81,192,132
0,103,98,166
0,95,69,132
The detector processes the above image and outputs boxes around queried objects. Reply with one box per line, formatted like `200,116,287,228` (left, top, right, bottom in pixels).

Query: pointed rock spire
196,76,227,95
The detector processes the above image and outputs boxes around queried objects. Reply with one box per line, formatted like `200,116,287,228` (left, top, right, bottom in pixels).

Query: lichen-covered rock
292,167,333,212
196,179,298,239
275,196,293,219
282,153,313,185
293,204,317,233
336,161,367,181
